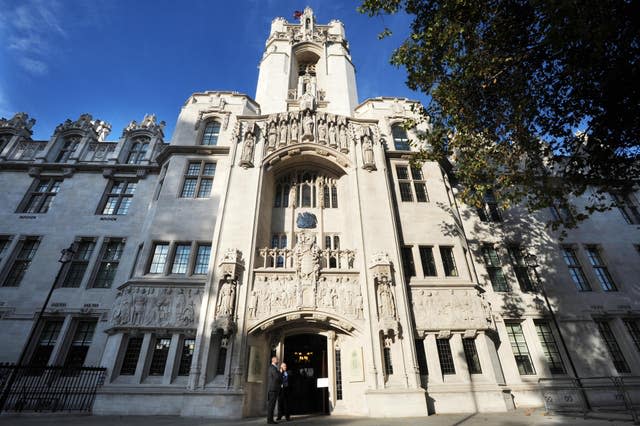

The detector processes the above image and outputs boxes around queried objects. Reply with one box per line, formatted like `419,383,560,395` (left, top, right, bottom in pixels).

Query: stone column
133,332,153,384
475,331,506,385
162,333,181,385
326,331,336,409
424,333,443,384
450,333,470,383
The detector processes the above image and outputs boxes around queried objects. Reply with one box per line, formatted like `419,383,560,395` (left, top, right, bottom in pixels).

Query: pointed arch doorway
282,333,329,415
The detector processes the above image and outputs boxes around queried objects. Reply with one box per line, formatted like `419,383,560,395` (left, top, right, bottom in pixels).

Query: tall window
395,165,428,202
2,237,40,287
126,138,149,164
415,340,428,375
508,245,535,292
324,234,340,268
178,338,195,376
391,125,410,150
561,247,591,291
64,321,97,368
100,180,137,215
477,190,502,222
550,201,573,223
322,182,338,208
535,321,566,374
463,338,482,374
595,320,630,373
149,243,170,274
119,336,143,375
482,245,509,292
272,234,287,267
216,345,228,375
440,246,459,277
401,246,416,278
585,246,617,291
436,338,456,375
419,246,437,276
383,347,394,375
623,319,640,354
20,178,62,213
30,320,63,366
61,238,95,288
55,137,80,162
181,161,215,198
91,238,125,288
505,322,536,375
193,244,211,275
171,244,191,274
274,183,290,208
335,349,343,400
0,236,11,263
297,174,317,207
612,192,640,224
148,337,172,375
202,121,221,145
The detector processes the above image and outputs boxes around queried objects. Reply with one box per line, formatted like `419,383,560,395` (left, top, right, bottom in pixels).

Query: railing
9,141,47,160
257,248,356,270
539,376,640,423
0,364,106,413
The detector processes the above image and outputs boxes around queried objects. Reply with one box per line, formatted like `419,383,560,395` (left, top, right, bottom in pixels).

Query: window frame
201,121,221,146
418,245,437,277
395,164,428,203
436,338,456,375
585,245,617,291
481,244,510,292
1,236,41,287
507,245,535,292
391,124,411,151
439,246,459,277
88,237,125,289
18,177,63,214
59,237,97,288
97,179,138,216
462,337,482,374
595,320,631,374
180,160,215,199
534,321,567,375
505,322,536,375
561,246,591,291
125,137,150,165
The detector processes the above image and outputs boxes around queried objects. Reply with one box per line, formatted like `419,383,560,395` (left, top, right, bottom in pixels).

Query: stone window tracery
126,137,149,164
55,136,80,163
391,124,410,151
273,172,338,209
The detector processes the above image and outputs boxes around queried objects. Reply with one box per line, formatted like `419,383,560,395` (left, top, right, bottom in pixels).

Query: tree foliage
359,0,640,227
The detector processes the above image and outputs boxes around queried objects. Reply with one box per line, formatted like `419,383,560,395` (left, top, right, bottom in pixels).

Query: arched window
282,184,290,207
126,137,149,164
392,125,410,151
55,136,80,163
202,121,221,146
301,184,312,207
274,184,282,207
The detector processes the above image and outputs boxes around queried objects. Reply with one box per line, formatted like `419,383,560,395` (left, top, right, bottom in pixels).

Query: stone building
0,7,639,418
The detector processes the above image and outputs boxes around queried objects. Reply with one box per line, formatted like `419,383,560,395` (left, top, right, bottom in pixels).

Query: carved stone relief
110,285,203,329
248,273,363,322
411,288,493,331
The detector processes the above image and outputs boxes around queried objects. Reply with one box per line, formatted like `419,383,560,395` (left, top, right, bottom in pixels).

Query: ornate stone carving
411,288,493,331
376,275,396,320
110,285,203,329
122,114,165,137
302,110,315,140
216,274,237,318
218,248,243,280
239,127,256,168
248,273,363,322
0,112,36,134
54,113,111,140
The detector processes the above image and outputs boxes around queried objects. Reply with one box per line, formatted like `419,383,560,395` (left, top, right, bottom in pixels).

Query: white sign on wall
247,346,263,383
349,347,364,382
317,377,329,388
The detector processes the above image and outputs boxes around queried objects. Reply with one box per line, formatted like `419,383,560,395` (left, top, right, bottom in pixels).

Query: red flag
293,10,303,19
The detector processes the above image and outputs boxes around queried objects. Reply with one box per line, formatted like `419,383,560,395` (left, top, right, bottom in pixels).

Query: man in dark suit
267,356,282,424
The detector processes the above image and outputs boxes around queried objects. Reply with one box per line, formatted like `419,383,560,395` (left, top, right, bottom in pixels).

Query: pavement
0,409,634,426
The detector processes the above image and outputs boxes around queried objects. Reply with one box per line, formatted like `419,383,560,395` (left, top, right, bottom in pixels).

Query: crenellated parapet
54,113,111,141
0,112,36,136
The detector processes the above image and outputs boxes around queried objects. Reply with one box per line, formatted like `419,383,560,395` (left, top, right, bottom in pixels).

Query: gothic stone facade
1,8,639,418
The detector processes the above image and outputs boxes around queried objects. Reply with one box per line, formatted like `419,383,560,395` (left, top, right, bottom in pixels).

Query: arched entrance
282,333,328,415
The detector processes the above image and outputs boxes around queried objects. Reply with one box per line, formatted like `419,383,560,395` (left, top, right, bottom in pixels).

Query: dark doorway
283,333,329,415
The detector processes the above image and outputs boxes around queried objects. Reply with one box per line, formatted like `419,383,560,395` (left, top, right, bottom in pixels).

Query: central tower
255,7,359,116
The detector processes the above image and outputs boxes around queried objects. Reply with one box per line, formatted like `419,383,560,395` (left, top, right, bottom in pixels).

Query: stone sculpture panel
411,288,493,331
110,285,203,329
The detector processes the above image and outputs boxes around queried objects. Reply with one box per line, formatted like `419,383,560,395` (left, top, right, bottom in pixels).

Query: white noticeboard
316,377,329,388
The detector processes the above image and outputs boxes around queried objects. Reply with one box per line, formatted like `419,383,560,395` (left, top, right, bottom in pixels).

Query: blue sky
0,0,427,141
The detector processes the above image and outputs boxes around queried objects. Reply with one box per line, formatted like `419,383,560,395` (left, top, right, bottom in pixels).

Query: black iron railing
0,364,106,412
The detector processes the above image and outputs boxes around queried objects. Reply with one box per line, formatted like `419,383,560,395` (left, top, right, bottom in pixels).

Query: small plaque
296,212,317,229
316,377,329,388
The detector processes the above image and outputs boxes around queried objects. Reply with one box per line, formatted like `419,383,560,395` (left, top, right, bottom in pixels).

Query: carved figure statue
290,117,299,142
217,275,237,317
376,275,396,319
267,122,277,150
132,291,147,325
318,119,327,143
303,111,314,138
339,125,348,151
328,122,337,147
241,132,255,164
362,134,374,166
279,121,288,146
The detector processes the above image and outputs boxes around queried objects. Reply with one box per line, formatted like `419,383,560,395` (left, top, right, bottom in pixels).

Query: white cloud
0,85,13,118
18,57,48,75
1,0,66,76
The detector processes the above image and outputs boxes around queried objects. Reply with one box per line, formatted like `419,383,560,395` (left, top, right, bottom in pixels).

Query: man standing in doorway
277,362,291,421
267,356,282,424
